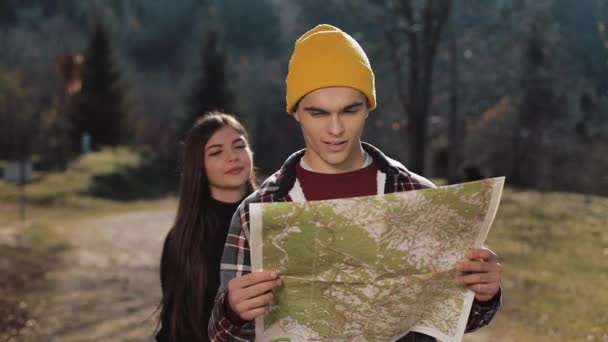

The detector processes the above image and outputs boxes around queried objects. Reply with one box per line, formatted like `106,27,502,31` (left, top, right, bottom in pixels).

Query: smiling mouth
324,141,347,146
324,140,348,152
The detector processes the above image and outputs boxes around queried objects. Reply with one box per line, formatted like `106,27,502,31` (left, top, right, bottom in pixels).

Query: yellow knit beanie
285,24,376,113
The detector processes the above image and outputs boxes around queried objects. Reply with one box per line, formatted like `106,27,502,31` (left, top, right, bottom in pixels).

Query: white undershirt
300,151,372,172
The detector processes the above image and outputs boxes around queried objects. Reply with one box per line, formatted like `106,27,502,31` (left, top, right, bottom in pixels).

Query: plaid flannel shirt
209,142,501,341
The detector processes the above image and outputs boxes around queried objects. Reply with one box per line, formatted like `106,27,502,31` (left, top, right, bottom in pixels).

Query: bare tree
598,1,608,48
446,16,462,183
370,0,452,174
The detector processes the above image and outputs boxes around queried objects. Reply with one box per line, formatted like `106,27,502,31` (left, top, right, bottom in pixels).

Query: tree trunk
447,11,461,183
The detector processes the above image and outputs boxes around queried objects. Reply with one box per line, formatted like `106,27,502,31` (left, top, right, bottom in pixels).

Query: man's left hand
454,247,502,302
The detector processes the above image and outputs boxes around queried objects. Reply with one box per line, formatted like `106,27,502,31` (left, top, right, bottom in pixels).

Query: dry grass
0,147,176,340
1,159,606,340
465,189,608,341
0,147,144,205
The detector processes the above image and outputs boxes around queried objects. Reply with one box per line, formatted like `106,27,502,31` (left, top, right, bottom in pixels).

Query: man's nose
327,114,345,136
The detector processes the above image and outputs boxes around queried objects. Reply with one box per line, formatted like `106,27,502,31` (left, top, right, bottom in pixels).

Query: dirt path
18,209,174,342
4,207,509,342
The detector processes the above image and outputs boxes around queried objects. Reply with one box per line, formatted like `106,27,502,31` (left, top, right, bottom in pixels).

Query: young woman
156,112,256,342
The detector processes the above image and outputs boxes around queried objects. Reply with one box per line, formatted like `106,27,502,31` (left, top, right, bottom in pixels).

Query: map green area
249,177,504,342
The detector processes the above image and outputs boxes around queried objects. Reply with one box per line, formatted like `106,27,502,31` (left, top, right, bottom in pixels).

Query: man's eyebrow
303,106,329,113
303,101,364,113
343,101,364,111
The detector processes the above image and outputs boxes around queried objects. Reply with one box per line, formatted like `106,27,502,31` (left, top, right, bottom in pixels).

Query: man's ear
292,111,301,123
365,100,372,119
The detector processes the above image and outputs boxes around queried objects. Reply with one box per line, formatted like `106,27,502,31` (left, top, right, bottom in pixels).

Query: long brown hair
158,112,255,341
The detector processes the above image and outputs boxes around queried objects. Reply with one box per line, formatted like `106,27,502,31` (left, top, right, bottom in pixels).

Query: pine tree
70,19,130,151
185,27,234,129
0,68,34,160
511,16,563,188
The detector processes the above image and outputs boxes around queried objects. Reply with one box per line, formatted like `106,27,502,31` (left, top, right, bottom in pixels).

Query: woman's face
204,126,253,198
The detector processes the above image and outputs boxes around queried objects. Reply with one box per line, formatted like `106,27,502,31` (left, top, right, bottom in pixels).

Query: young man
209,24,502,342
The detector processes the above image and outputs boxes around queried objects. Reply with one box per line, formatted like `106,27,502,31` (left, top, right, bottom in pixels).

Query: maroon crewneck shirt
295,161,379,200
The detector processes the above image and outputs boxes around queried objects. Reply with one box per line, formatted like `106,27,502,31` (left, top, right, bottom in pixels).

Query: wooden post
19,158,26,221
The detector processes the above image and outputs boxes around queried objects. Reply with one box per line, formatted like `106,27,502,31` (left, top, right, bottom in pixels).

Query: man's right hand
227,271,282,321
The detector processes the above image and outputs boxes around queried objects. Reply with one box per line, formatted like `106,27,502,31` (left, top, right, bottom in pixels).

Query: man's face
292,87,369,173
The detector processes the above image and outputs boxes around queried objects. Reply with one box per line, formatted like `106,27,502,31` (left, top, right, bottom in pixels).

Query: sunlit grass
1,159,606,340
0,192,176,341
0,146,177,262
466,189,608,341
0,147,143,205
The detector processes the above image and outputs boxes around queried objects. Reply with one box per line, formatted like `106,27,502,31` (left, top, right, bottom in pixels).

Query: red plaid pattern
208,143,501,341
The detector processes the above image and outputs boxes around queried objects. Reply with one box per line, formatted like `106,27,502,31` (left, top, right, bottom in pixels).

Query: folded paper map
249,177,504,342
